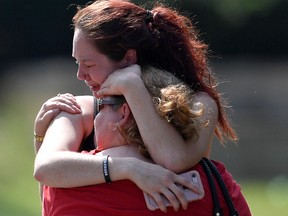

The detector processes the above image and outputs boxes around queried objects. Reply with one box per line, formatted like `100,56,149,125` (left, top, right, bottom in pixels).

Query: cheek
90,67,114,84
90,59,122,84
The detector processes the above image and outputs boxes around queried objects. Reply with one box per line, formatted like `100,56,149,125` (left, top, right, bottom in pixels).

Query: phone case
143,170,205,211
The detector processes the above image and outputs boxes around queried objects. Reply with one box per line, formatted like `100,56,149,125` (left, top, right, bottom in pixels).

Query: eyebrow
72,55,95,63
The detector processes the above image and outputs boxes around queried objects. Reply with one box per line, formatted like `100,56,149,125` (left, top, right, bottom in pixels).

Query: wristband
34,134,44,143
103,155,112,183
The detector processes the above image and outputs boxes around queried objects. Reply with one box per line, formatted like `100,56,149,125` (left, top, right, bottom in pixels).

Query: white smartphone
143,170,205,211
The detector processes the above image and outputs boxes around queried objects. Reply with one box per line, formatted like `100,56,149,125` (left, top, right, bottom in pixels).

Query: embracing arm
34,93,82,154
33,104,126,187
33,95,201,212
34,95,96,186
124,85,218,172
98,65,218,172
33,93,83,200
33,110,199,211
34,108,124,187
35,132,200,212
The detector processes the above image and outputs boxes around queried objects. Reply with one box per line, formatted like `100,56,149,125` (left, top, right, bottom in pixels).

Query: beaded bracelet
103,155,112,183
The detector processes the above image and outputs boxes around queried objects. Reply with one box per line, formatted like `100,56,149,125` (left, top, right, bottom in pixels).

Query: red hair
73,0,237,143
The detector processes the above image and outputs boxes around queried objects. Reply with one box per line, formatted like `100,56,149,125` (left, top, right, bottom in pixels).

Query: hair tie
145,10,160,46
145,10,154,23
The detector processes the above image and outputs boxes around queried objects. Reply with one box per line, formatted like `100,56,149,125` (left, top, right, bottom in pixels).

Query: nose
77,67,84,80
77,64,90,81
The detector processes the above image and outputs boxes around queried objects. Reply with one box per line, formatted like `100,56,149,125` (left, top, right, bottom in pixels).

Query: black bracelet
103,155,112,183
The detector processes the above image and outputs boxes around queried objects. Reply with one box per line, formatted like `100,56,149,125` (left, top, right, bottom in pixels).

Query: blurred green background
1,0,288,215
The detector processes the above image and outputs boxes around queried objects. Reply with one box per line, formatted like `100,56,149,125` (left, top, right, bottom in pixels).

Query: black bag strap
200,159,223,216
203,158,239,216
200,158,239,216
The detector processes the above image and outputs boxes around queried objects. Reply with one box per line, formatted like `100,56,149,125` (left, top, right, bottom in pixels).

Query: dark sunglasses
95,96,126,115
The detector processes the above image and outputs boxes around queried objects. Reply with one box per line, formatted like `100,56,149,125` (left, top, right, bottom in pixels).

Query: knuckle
42,103,49,110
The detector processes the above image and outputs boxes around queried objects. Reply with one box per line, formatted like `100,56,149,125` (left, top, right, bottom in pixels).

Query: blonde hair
119,66,203,158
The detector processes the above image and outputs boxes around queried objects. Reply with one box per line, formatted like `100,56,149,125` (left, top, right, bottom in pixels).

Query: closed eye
86,64,94,69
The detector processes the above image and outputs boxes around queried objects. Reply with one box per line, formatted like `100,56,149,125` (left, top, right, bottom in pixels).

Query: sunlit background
0,0,287,215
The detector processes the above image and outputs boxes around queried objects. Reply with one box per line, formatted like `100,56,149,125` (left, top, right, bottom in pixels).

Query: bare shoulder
75,95,94,113
74,95,95,137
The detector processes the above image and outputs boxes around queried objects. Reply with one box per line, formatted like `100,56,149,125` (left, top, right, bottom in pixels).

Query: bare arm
33,95,201,212
35,127,200,212
124,84,217,172
33,93,82,200
34,96,97,186
98,65,218,172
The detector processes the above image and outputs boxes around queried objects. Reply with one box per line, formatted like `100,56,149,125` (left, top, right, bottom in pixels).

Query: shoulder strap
201,158,239,216
201,159,223,216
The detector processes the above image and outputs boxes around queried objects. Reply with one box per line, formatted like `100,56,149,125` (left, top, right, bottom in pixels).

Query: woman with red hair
34,1,251,215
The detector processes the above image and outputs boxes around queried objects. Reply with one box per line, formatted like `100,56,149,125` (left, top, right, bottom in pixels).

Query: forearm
33,101,97,187
34,151,133,187
123,81,219,172
123,82,195,171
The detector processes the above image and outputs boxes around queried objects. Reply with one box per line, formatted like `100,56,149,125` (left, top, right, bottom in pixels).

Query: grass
1,96,288,216
0,97,41,216
241,179,288,215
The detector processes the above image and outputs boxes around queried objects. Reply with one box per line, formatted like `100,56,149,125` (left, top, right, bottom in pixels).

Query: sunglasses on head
95,96,126,115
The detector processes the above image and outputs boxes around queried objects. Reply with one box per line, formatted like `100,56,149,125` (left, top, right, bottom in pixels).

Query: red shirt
43,151,251,216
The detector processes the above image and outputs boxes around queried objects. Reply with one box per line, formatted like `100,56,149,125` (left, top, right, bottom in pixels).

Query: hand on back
128,158,203,212
34,93,81,137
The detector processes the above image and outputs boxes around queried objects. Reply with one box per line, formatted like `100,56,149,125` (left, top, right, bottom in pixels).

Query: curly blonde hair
118,66,203,158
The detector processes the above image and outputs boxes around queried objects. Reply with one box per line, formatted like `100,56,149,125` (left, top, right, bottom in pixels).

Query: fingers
166,184,186,211
34,93,81,137
173,173,204,210
150,193,168,213
96,87,107,97
176,174,203,195
42,108,61,121
132,162,198,212
44,93,82,114
158,173,203,212
148,185,184,212
157,184,187,212
97,65,142,97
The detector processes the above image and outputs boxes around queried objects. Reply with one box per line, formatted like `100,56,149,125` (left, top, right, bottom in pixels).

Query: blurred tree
193,0,280,26
0,0,287,74
169,0,288,57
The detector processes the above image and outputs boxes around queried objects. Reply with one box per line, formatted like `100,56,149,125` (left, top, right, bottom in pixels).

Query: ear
123,49,137,66
117,103,132,127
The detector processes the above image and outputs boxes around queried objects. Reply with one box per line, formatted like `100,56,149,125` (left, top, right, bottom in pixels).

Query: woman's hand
34,93,82,137
97,64,142,96
127,158,202,213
